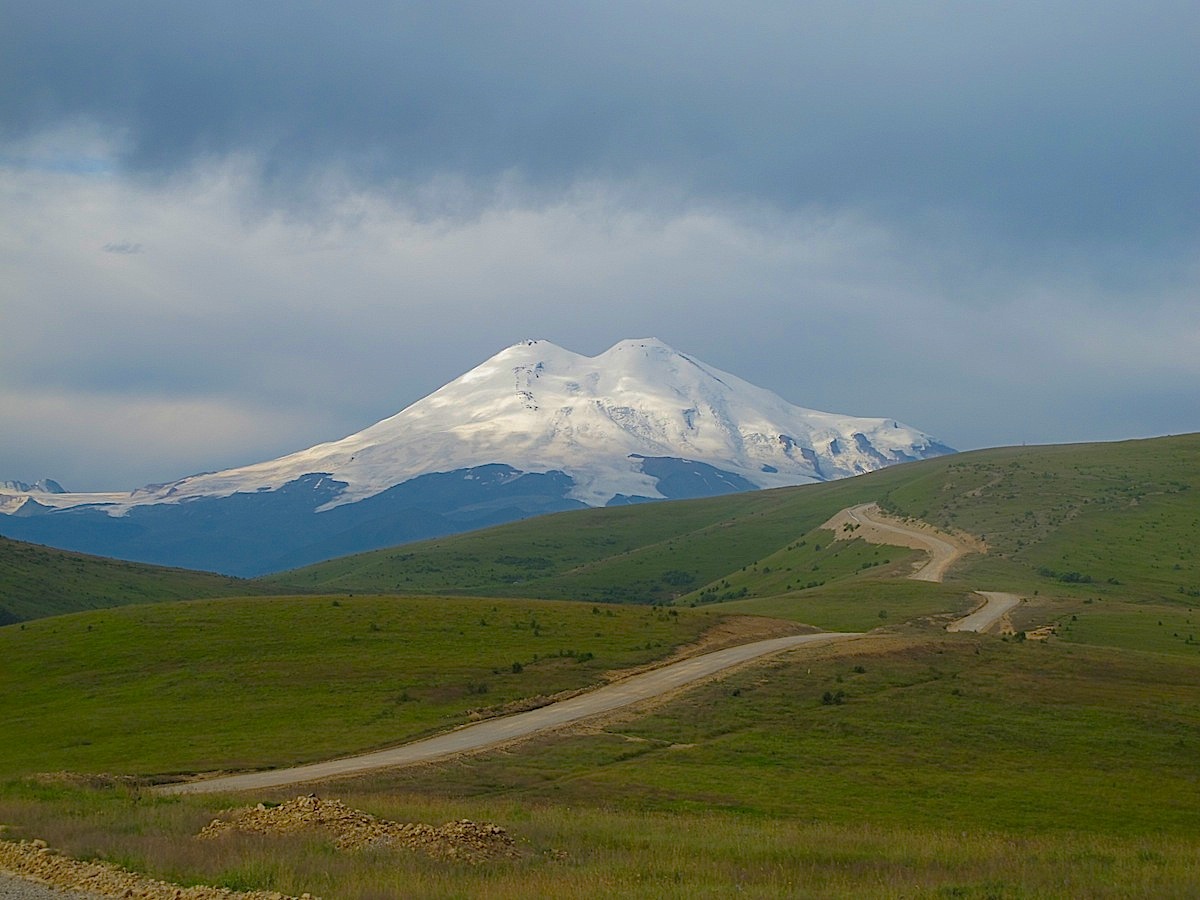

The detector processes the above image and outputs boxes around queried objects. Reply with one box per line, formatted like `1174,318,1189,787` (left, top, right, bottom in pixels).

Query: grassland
1,623,1196,897
2,433,1198,897
721,578,976,631
878,435,1200,602
363,635,1198,834
0,535,273,623
262,473,901,603
2,778,1196,899
0,595,718,776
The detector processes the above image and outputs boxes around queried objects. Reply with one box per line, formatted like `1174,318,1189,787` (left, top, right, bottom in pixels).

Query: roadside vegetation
722,579,976,632
2,776,1196,899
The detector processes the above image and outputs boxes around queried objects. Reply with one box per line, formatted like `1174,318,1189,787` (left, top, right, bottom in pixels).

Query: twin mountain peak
0,338,953,575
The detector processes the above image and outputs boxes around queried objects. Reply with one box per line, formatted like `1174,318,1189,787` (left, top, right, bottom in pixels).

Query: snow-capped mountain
0,338,953,575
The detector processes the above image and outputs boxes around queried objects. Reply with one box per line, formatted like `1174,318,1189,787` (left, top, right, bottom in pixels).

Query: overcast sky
2,1,1197,490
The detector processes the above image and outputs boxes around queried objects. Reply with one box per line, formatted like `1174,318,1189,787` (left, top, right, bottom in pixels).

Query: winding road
157,504,1023,795
827,503,972,582
824,504,1021,633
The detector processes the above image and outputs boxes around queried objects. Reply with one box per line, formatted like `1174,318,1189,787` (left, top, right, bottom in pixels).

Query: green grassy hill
2,434,1198,897
269,434,1200,610
0,536,275,623
263,460,934,602
0,594,720,776
880,435,1199,596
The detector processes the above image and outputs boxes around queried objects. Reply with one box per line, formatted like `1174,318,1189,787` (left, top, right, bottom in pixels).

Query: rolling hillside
0,536,274,623
2,433,1198,897
268,433,1200,609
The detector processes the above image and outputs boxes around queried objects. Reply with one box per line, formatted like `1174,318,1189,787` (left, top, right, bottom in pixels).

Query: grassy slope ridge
879,434,1199,600
264,463,927,602
0,536,273,623
269,434,1200,609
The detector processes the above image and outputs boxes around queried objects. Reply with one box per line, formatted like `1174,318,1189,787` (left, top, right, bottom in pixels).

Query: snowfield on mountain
3,338,951,515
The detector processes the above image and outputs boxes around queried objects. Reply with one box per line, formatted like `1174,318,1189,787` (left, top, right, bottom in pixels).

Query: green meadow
2,622,1196,897
0,595,717,775
1,433,1198,897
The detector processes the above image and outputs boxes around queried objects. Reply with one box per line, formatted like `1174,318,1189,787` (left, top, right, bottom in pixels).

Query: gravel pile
0,839,305,900
198,796,517,863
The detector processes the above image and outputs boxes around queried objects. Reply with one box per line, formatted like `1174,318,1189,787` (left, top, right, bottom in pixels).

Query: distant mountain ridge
0,478,65,494
0,338,953,574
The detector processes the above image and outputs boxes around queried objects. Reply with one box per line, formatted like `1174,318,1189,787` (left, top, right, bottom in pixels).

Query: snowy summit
6,338,952,515
0,338,953,574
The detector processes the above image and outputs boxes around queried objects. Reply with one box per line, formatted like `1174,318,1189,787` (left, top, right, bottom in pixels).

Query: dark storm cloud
4,2,1197,251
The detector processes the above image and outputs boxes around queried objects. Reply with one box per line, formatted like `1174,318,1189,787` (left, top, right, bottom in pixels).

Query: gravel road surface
947,591,1022,633
837,503,970,582
0,873,101,900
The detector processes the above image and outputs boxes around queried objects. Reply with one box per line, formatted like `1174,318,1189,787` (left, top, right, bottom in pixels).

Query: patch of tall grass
1,781,1195,898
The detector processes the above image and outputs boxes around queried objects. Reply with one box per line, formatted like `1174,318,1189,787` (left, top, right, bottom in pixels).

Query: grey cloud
3,2,1197,256
2,3,1198,490
3,162,1196,492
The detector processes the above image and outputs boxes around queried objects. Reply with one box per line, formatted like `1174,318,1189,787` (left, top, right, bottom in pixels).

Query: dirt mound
198,796,516,863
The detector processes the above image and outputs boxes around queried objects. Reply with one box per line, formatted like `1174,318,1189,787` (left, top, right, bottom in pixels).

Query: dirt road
158,504,1025,795
823,504,1021,632
947,591,1021,633
160,630,861,795
824,503,974,582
